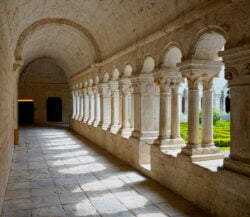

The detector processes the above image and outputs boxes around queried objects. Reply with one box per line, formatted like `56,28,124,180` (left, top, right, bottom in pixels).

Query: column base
102,123,111,130
120,128,133,138
224,158,250,177
132,130,158,140
78,116,84,121
154,138,186,150
110,125,121,134
83,118,89,123
179,145,224,162
93,120,100,127
87,119,94,125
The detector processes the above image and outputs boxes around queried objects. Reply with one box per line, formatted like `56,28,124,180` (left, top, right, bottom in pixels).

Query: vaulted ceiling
0,0,208,77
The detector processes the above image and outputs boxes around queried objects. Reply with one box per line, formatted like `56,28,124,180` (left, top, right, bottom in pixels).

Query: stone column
130,92,134,130
80,88,85,121
78,90,84,121
171,85,183,141
71,91,76,119
178,60,224,161
132,74,158,139
75,91,80,120
98,86,103,127
110,81,121,133
202,76,215,147
181,76,201,155
99,83,111,130
88,87,95,125
83,88,89,123
219,45,250,177
93,86,100,127
156,78,172,144
120,78,132,137
154,68,184,149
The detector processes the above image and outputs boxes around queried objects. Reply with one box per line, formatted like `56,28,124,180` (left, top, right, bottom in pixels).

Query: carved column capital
224,67,239,81
132,74,157,94
109,80,119,96
87,87,94,96
92,85,99,94
120,77,133,95
83,87,88,96
184,73,202,90
78,89,83,96
201,72,218,90
219,45,250,87
99,83,111,96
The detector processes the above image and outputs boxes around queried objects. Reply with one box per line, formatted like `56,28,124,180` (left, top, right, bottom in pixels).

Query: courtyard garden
180,108,230,150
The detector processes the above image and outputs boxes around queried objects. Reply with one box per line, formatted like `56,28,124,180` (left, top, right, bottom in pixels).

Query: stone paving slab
1,126,211,217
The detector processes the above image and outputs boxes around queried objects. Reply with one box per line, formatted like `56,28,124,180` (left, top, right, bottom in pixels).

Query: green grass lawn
180,120,230,150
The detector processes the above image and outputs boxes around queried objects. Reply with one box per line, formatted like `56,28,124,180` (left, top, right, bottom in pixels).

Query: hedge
180,121,230,148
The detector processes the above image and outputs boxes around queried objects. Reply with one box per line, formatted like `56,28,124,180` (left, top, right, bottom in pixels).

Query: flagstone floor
1,125,211,217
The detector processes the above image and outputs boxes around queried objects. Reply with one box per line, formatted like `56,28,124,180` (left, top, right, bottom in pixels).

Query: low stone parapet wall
70,119,250,217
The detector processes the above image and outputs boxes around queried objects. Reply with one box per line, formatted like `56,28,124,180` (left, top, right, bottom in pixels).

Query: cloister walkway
2,125,211,217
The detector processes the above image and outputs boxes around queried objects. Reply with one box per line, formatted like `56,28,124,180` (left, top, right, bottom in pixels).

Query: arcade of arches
0,0,250,217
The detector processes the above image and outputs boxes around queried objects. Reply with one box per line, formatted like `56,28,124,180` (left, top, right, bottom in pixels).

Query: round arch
141,55,155,73
111,68,120,81
160,41,183,67
123,64,133,77
160,42,183,68
188,25,229,60
18,57,67,84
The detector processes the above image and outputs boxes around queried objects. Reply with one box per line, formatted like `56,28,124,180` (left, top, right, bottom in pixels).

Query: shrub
199,107,223,125
215,120,230,127
180,121,230,148
213,139,230,147
213,108,223,125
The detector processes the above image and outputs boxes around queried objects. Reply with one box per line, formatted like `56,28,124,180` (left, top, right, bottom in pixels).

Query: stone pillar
88,87,95,125
154,68,184,150
171,86,183,141
93,85,100,127
110,81,121,133
178,60,224,161
80,88,85,121
130,93,135,130
219,45,250,177
98,86,103,127
75,91,80,120
202,76,215,147
157,78,172,143
72,91,76,119
99,83,111,130
78,90,84,121
187,78,200,149
120,78,132,137
132,74,158,139
83,88,89,123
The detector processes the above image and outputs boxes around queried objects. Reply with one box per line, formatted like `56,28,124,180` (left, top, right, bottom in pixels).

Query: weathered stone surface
1,126,210,217
0,0,250,217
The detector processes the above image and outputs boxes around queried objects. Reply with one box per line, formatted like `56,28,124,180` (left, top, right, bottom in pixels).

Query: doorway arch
46,97,62,122
18,99,34,125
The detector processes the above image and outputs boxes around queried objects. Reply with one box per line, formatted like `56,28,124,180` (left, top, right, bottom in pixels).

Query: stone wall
71,120,250,217
0,12,17,216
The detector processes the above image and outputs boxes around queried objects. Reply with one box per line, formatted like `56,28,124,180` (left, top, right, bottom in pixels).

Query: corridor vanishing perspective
2,126,210,217
0,1,250,217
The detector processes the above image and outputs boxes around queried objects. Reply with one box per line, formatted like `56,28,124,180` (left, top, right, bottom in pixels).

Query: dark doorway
47,97,62,122
18,101,34,125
